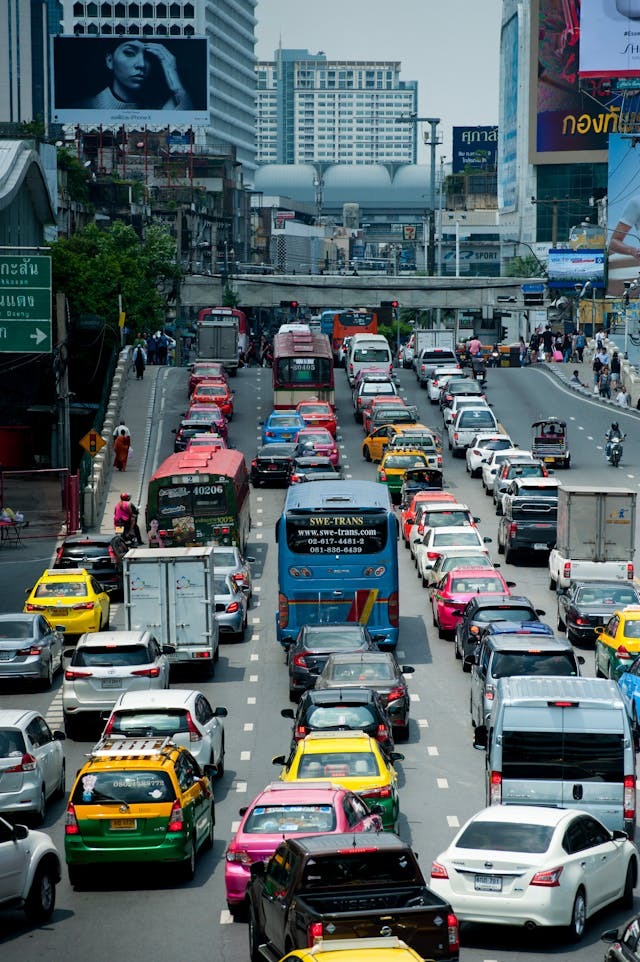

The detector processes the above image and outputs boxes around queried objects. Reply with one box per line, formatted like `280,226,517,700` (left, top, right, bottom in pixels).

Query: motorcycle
115,506,142,547
608,434,626,467
488,347,501,368
471,356,487,388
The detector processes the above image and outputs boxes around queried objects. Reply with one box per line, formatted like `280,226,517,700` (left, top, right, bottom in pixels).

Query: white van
346,334,393,385
473,676,636,837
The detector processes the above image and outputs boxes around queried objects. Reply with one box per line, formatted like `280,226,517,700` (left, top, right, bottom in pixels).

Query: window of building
114,22,125,34
156,22,167,33
142,1,153,14
157,2,167,15
128,2,139,16
102,22,112,32
184,2,194,15
169,23,181,34
142,22,153,34
169,2,181,15
100,2,112,14
184,23,194,35
114,2,125,14
73,1,83,15
127,22,139,33
87,21,99,33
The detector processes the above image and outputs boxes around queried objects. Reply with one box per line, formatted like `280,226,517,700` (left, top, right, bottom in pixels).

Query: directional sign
0,255,52,354
79,430,106,457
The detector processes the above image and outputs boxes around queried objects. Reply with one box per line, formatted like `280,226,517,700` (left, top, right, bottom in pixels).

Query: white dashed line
240,751,251,761
252,617,260,624
254,586,261,593
569,416,575,421
220,910,233,925
257,508,263,514
251,633,259,641
437,778,449,789
587,435,593,440
410,692,420,702
255,534,263,540
250,653,259,662
244,722,254,732
255,521,263,527
396,649,406,658
427,745,439,756
249,674,258,683
231,820,240,832
417,718,429,728
247,696,256,705
257,496,263,502
578,425,584,431
447,815,460,828
235,781,247,793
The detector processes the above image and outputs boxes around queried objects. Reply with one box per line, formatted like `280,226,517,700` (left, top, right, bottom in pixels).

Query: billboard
606,133,640,295
452,126,498,174
52,36,209,126
580,0,640,77
531,0,640,162
547,248,605,288
498,6,519,210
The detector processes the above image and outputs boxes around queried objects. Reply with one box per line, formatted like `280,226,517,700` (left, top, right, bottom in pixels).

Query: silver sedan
0,614,64,689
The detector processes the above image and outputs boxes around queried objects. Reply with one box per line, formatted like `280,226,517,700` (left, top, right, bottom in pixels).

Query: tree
49,221,181,335
504,254,544,278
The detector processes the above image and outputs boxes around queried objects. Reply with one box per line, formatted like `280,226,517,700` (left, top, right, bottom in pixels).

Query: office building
256,48,417,166
0,0,62,128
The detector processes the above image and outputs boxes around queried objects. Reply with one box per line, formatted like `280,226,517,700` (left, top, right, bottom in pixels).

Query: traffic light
380,300,399,308
280,300,299,309
501,326,508,341
89,431,98,455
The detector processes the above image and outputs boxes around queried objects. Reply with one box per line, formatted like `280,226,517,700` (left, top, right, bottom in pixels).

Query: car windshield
306,705,377,729
433,531,480,546
507,465,544,477
214,579,233,595
474,606,535,623
443,555,492,572
455,822,553,853
304,628,366,648
302,405,329,414
214,550,238,566
328,660,395,682
35,581,87,597
71,770,175,804
575,587,638,605
427,511,470,527
272,416,301,427
459,412,495,426
0,621,34,638
244,804,337,834
301,851,419,888
491,652,578,678
451,577,504,593
362,383,395,395
297,752,380,778
0,729,27,756
197,386,226,396
300,432,331,444
109,710,189,735
514,486,557,497
62,544,110,559
384,456,426,469
73,645,151,667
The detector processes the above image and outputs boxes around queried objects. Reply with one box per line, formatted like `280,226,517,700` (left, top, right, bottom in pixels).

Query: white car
424,548,495,590
443,395,489,428
448,407,500,454
0,709,66,822
415,526,489,586
408,502,476,562
430,804,637,941
426,367,465,404
481,448,530,494
498,476,560,517
62,630,173,739
0,816,61,922
101,688,228,776
466,433,514,478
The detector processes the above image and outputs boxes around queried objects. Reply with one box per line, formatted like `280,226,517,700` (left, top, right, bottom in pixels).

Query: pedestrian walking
518,336,527,366
611,351,621,385
593,353,603,388
156,332,168,366
599,365,612,399
616,385,630,407
575,331,586,361
146,333,157,365
133,344,146,380
112,421,130,441
541,325,554,361
113,428,131,472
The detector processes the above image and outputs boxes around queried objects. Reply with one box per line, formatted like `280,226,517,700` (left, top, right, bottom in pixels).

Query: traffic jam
2,309,640,962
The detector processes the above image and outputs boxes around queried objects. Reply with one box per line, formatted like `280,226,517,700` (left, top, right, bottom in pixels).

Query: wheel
214,643,220,662
549,574,557,591
24,863,57,923
41,657,54,691
289,685,300,702
363,446,371,462
557,610,566,632
203,805,215,850
431,605,438,628
179,836,196,882
497,538,505,555
395,722,409,742
495,502,503,517
31,786,46,826
622,860,637,909
595,649,605,678
68,864,89,889
249,912,265,962
215,738,225,778
53,760,66,801
228,900,248,922
421,572,428,588
566,888,586,942
504,547,514,565
454,635,462,660
103,604,110,630
437,621,447,640
484,483,492,497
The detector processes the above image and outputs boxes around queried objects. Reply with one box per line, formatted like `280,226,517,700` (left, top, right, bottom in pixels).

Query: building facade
256,48,417,166
0,0,62,129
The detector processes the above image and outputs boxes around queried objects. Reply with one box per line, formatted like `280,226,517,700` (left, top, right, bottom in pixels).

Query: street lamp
623,280,639,359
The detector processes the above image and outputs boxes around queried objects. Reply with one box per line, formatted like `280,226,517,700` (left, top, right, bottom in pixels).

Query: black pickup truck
246,832,459,962
497,489,558,563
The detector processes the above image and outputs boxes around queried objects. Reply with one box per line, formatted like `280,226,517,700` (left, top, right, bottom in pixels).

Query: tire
216,738,225,778
454,636,462,660
549,574,557,591
41,657,54,691
363,446,371,462
179,836,196,882
53,760,66,801
249,912,264,962
566,888,586,942
395,722,409,742
68,864,89,889
228,900,248,922
557,610,566,632
421,572,428,588
31,786,46,826
497,538,504,555
484,483,492,497
595,649,605,678
24,863,57,923
504,547,514,565
495,502,503,517
437,622,448,640
104,604,110,630
64,714,80,740
203,805,215,850
622,860,637,909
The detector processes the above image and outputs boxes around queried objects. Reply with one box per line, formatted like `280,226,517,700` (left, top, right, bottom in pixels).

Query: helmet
611,422,619,431
120,492,131,501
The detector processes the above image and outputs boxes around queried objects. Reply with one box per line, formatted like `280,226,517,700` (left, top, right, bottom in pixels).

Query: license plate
533,542,549,550
282,434,292,439
268,464,278,470
474,874,502,892
53,608,69,616
110,818,137,830
543,456,555,462
101,678,122,689
0,651,12,661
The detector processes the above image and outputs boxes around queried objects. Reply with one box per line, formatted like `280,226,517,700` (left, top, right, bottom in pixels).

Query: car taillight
71,602,96,610
278,593,289,629
563,562,571,580
55,546,64,562
226,843,252,865
131,666,161,677
108,545,118,563
617,645,634,661
379,470,387,481
417,523,424,534
628,563,635,580
295,725,307,740
376,723,388,743
167,799,185,833
65,668,93,679
65,802,79,835
509,523,517,536
24,604,46,612
426,551,440,560
448,913,460,954
6,753,37,773
437,455,442,466
625,774,636,820
489,770,502,804
265,430,274,437
290,474,302,483
388,591,399,627
16,645,41,656
185,711,202,742
485,685,495,701
530,866,563,887
226,601,240,613
453,432,459,441
359,786,391,799
293,652,307,668
387,686,405,702
431,860,449,879
103,716,115,735
251,459,257,468
574,616,590,626
308,921,323,946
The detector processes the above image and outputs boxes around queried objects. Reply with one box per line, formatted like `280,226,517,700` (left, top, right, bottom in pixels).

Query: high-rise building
256,48,417,166
0,0,62,127
58,0,257,173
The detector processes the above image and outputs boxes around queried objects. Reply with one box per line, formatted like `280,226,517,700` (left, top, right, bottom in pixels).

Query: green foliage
19,119,46,139
222,283,240,308
49,221,181,335
505,254,543,278
56,147,91,202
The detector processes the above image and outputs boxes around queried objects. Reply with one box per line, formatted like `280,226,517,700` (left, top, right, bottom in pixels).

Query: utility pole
396,114,441,275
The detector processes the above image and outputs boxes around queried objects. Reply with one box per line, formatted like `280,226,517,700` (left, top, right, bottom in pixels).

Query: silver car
0,709,66,823
62,630,174,739
214,575,248,640
100,688,227,775
0,613,64,689
213,545,254,600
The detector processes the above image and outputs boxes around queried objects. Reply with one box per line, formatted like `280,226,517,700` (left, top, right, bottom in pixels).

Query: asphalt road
1,360,638,962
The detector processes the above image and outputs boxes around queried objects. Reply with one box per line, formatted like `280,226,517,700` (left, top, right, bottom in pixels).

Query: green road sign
0,255,52,353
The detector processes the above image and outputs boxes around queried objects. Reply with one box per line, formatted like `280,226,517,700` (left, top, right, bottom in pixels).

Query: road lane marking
250,653,259,661
231,820,240,832
427,746,439,756
220,910,233,925
240,751,251,761
249,674,258,682
251,633,259,641
417,718,429,728
397,649,406,657
244,722,254,731
252,617,260,624
247,696,256,704
254,586,261,593
256,533,263,539
410,692,420,702
437,778,449,789
235,781,247,793
447,815,460,827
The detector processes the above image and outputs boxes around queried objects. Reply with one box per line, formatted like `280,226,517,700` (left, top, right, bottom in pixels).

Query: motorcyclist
114,492,143,544
605,422,623,462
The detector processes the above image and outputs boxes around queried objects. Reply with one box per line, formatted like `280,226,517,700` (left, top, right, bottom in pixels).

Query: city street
1,358,639,962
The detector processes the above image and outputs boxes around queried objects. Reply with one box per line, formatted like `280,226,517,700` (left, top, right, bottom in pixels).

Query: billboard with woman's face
52,36,209,126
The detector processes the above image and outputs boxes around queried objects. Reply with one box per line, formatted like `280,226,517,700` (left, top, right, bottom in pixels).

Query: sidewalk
98,362,163,537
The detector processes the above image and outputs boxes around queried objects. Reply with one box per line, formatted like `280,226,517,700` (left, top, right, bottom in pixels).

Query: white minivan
346,334,393,385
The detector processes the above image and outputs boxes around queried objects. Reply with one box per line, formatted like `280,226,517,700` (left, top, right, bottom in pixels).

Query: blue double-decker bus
275,481,400,648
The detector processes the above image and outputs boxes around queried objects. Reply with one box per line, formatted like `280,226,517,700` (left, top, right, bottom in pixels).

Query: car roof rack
89,736,174,758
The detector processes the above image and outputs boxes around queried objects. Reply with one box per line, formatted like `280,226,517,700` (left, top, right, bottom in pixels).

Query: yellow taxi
362,422,438,463
595,606,640,680
272,730,403,831
64,736,214,885
377,450,431,503
278,937,425,962
24,567,110,636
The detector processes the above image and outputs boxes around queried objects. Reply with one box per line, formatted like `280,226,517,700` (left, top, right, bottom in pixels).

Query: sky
254,0,502,165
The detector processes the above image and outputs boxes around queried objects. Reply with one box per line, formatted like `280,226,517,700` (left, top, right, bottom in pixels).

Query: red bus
331,309,378,365
146,448,251,551
272,327,334,409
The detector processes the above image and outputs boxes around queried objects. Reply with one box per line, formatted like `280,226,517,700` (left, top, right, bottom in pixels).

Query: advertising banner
547,248,605,288
452,126,498,173
580,0,640,77
532,0,640,161
52,36,209,127
606,133,640,295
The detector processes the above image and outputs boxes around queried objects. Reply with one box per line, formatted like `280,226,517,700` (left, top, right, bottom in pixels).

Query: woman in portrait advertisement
81,39,193,111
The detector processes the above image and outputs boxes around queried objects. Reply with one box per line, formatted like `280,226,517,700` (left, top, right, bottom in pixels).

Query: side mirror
281,636,295,648
214,707,228,718
53,730,66,741
239,806,248,816
63,648,75,660
535,608,547,615
272,755,286,766
203,764,217,782
506,580,517,588
281,708,295,719
390,752,405,763
601,928,619,944
162,644,176,655
401,665,415,674
246,556,256,563
577,656,585,665
473,517,481,523
483,537,492,544
473,725,487,750
12,823,29,841
171,428,176,434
